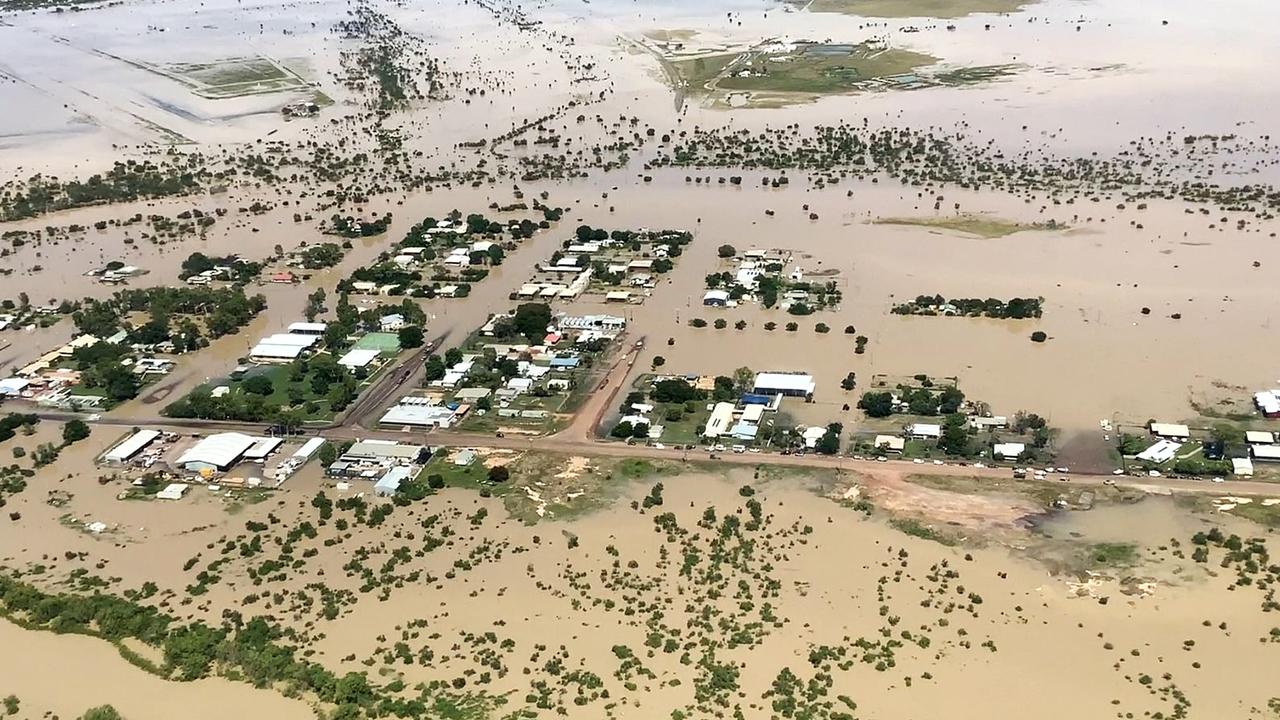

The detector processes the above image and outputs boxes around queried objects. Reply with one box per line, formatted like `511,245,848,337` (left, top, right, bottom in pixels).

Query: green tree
858,392,894,418
398,325,425,349
62,419,91,444
939,413,970,454
80,706,123,720
242,375,274,396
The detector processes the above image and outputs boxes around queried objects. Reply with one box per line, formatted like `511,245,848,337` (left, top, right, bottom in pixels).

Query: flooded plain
4,0,1280,715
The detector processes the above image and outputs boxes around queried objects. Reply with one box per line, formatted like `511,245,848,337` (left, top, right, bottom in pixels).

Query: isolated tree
398,325,425,349
62,419,90,444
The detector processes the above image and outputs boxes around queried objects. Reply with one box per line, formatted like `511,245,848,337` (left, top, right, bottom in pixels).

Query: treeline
0,573,427,719
891,295,1043,319
0,160,206,222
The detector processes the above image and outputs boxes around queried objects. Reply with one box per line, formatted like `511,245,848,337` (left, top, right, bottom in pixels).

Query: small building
874,435,905,453
703,289,730,307
1233,457,1255,476
1150,423,1191,440
288,322,328,336
103,429,161,464
374,466,412,497
454,388,492,401
1255,390,1280,418
380,314,407,332
177,432,260,472
293,437,327,459
453,449,477,466
740,404,766,424
338,348,381,370
243,437,283,461
969,416,1008,430
605,291,631,303
993,442,1026,459
752,372,816,398
269,272,296,284
156,483,189,500
909,423,942,440
1245,430,1275,445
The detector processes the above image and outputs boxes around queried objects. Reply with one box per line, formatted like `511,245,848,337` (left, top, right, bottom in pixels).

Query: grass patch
889,517,959,545
1088,542,1139,568
874,214,1062,238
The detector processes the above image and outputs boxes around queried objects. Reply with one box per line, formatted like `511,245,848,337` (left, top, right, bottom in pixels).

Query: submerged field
791,0,1035,18
3,441,1280,719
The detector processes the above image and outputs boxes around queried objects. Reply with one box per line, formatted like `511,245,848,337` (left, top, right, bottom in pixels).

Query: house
178,433,260,472
703,290,730,307
380,314,407,332
740,404,766,424
909,423,942,440
874,435,905,453
1233,458,1255,476
1150,423,1191,440
605,291,631,303
969,416,1008,430
454,388,492,401
1245,430,1275,445
627,259,653,272
993,442,1026,459
729,422,758,441
453,449,477,466
269,272,296,284
801,426,828,449
702,402,737,438
1136,439,1181,464
752,372,816,398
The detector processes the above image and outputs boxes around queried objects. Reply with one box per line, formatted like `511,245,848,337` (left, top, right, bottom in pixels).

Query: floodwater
7,448,1279,719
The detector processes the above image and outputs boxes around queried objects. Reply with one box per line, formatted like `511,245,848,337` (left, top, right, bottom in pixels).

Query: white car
731,445,746,454
1211,477,1225,483
1112,468,1125,475
1056,467,1070,473
748,448,760,454
933,459,944,465
87,413,101,421
653,443,665,449
913,458,925,464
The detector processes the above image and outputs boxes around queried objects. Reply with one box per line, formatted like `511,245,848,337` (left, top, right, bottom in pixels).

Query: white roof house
260,333,319,347
752,372,816,397
801,426,828,448
1136,439,1181,464
703,402,737,438
1233,458,1254,476
178,433,259,471
339,348,381,370
1245,430,1275,445
703,289,730,305
380,314,407,331
909,423,942,439
740,404,766,424
993,442,1026,459
874,435,905,452
103,429,161,463
1150,423,1190,440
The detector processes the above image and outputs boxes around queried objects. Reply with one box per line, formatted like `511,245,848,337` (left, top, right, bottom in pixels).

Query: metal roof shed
178,433,258,471
104,429,161,463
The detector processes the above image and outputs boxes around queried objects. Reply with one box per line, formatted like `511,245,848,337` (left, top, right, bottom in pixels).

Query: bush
713,319,727,329
1030,331,1048,343
717,244,736,258
241,375,274,396
843,325,856,334
426,474,445,489
814,323,829,333
487,466,510,484
689,318,707,328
